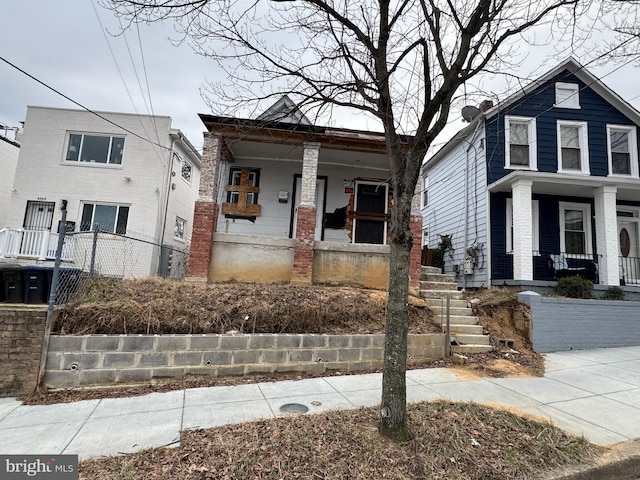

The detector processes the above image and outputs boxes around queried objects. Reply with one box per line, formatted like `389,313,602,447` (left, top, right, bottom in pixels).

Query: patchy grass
55,277,438,335
79,400,603,480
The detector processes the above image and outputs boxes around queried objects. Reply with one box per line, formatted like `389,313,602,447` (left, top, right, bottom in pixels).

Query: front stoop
419,266,493,354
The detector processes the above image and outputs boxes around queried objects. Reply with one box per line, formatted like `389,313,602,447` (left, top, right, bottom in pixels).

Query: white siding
216,156,389,243
422,127,489,288
0,136,19,227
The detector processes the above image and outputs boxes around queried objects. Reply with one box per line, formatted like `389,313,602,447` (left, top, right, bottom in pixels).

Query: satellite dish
461,105,481,122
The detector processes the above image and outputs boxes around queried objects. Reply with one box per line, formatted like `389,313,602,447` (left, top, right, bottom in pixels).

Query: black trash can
0,264,24,303
23,266,52,304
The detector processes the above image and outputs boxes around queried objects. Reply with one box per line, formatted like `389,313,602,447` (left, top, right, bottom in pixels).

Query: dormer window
554,82,580,109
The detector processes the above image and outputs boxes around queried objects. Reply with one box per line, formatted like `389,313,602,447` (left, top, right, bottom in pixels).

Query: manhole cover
279,403,309,414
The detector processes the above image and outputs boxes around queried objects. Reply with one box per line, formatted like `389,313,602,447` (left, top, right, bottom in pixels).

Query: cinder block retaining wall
0,308,47,397
44,333,446,389
519,292,640,353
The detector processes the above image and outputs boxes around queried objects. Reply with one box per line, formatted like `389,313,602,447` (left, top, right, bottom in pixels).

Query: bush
601,286,625,301
553,276,593,299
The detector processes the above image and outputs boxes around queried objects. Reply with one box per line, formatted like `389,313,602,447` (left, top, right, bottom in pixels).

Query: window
421,175,429,208
221,167,261,217
66,134,125,165
554,82,580,109
557,121,589,173
506,199,539,253
607,125,638,177
174,216,186,240
80,203,129,234
181,161,192,183
559,202,592,256
505,116,537,170
422,226,429,247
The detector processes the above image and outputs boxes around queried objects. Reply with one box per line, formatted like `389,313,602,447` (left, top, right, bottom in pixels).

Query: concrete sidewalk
1,346,640,462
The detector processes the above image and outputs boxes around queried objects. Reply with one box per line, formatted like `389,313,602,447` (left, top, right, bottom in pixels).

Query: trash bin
23,266,52,304
0,264,24,303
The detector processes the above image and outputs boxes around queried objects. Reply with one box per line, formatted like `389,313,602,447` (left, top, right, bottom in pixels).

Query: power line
0,55,172,151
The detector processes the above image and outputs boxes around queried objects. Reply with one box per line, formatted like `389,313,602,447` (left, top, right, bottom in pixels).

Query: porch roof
199,113,412,170
487,170,640,202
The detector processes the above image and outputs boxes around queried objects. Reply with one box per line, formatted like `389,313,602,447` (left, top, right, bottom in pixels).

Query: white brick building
1,106,201,277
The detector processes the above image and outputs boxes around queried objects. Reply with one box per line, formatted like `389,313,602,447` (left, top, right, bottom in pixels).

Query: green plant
553,276,593,299
601,286,625,301
430,234,454,272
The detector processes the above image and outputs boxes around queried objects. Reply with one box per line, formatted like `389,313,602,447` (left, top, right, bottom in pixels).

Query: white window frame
422,226,429,247
174,216,186,241
559,202,593,257
421,175,429,208
181,161,192,184
554,82,580,109
506,199,539,254
607,124,638,177
557,120,590,174
65,133,125,166
505,116,537,170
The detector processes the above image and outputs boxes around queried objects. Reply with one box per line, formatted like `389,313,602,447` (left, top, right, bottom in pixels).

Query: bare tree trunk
379,189,412,441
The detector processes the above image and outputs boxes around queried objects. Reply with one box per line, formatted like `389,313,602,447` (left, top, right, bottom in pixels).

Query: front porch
490,170,640,287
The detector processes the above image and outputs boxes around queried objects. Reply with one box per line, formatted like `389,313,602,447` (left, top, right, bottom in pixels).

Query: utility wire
0,55,171,151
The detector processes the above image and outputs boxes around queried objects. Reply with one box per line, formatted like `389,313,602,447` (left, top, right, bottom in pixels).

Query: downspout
160,138,177,247
463,121,483,291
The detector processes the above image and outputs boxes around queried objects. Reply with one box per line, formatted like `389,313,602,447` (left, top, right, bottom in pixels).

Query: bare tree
106,0,582,441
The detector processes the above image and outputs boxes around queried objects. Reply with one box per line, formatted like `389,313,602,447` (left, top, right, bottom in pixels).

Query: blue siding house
421,58,640,289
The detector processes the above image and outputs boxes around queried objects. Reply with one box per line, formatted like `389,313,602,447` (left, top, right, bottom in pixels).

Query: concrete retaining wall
0,307,47,397
44,333,446,389
518,291,640,353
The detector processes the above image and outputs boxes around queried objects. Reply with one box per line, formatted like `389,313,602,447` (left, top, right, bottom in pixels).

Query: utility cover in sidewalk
280,403,309,414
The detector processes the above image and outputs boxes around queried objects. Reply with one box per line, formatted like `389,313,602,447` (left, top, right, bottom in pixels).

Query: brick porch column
408,186,423,290
292,142,320,284
186,133,222,281
594,185,619,286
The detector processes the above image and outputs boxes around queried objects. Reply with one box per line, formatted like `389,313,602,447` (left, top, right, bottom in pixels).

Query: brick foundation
0,308,47,396
186,201,218,279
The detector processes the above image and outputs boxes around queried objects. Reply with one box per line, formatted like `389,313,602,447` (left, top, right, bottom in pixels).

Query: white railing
0,228,74,261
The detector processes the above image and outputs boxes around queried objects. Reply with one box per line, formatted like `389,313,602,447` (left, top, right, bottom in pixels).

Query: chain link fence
50,228,189,306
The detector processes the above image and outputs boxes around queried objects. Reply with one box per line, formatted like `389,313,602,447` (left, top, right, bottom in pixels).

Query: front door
23,200,55,230
353,181,388,244
618,212,640,284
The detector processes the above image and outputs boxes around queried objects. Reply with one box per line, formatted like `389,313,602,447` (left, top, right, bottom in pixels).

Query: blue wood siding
486,70,640,184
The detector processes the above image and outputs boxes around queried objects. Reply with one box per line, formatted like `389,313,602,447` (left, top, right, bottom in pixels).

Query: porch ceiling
225,139,391,171
488,170,640,202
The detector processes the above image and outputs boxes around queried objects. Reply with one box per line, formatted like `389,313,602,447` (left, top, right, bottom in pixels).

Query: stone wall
44,333,446,389
0,308,47,396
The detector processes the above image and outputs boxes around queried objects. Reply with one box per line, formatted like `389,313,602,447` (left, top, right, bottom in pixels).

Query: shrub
553,276,593,299
601,286,625,301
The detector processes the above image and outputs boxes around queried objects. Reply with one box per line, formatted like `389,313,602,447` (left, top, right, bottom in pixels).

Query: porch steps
419,266,493,354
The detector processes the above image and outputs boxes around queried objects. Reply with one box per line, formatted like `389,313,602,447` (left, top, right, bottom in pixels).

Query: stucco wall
44,333,446,389
518,291,640,353
312,241,390,289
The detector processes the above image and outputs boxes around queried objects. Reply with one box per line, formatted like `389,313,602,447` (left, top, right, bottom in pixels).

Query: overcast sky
1,1,639,154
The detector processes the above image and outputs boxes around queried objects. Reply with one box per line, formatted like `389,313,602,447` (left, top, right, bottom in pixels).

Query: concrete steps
419,266,492,354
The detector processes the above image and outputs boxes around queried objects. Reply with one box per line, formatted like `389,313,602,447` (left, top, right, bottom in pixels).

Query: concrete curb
546,440,640,480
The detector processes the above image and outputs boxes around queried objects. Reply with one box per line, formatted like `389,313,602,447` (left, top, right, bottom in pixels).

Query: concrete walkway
2,346,640,461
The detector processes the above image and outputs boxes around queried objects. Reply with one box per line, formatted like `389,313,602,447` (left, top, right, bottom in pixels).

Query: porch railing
493,251,600,282
0,227,74,261
619,256,640,285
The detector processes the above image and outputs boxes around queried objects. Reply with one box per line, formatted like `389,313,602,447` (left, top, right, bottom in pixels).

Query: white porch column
512,179,533,281
301,142,320,206
594,185,619,286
